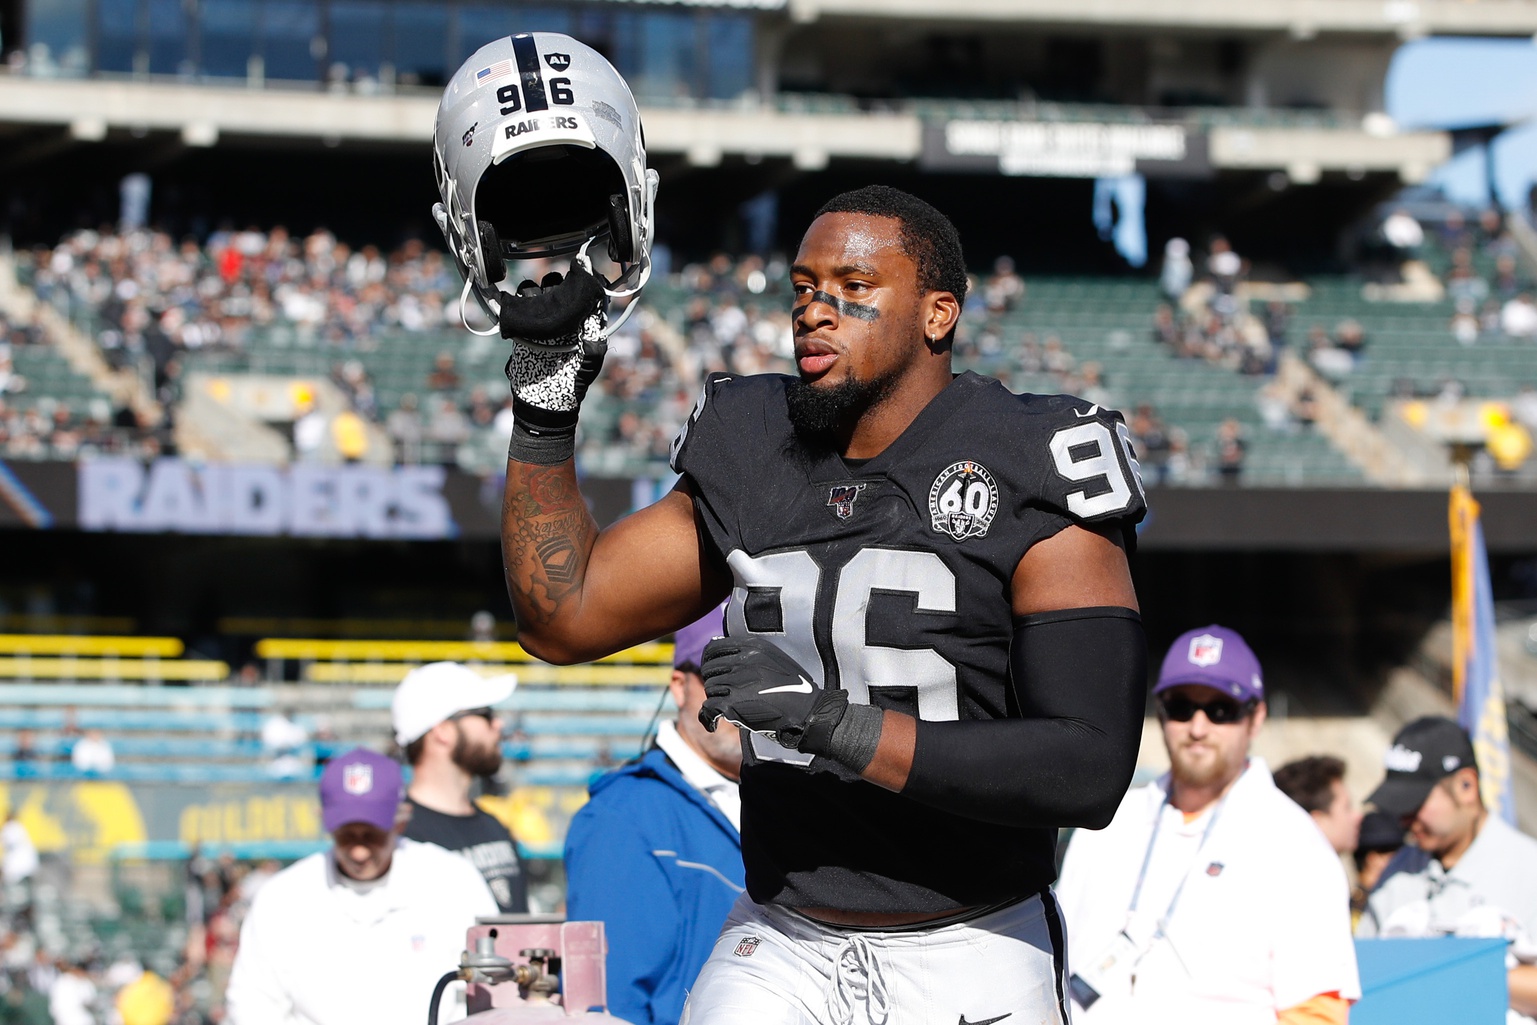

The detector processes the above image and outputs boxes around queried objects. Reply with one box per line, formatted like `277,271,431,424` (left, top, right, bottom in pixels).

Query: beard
451,727,503,778
785,371,896,450
1168,739,1239,790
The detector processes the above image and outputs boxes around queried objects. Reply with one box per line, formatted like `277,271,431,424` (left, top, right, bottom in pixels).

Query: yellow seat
256,638,672,665
0,657,229,681
0,635,184,657
304,662,669,685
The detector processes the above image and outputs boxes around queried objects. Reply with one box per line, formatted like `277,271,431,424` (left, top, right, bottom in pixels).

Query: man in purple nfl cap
563,604,743,1025
226,748,496,1025
1057,625,1360,1024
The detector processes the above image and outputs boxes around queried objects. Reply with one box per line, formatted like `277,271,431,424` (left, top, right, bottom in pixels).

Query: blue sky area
1388,37,1537,208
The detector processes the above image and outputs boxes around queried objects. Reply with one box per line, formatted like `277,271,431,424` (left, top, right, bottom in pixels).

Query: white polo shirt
226,838,498,1025
1056,757,1360,1025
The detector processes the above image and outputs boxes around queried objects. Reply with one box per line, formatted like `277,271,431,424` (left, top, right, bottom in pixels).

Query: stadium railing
0,633,230,682
255,637,673,687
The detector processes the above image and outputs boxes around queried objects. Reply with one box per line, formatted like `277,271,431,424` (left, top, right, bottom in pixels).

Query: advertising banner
0,459,673,538
920,119,1211,178
0,778,319,863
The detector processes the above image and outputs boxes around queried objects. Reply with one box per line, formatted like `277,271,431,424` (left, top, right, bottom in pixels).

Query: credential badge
1188,634,1223,667
343,763,374,795
928,461,998,541
827,483,866,521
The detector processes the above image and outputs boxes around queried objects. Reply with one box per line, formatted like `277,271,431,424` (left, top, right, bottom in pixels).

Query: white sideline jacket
1056,757,1361,1025
226,838,498,1025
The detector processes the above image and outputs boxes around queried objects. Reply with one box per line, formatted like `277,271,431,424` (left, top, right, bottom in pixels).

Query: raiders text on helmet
432,33,660,328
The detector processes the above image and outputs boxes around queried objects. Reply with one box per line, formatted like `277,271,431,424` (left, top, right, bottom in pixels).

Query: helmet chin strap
458,277,502,337
578,236,652,339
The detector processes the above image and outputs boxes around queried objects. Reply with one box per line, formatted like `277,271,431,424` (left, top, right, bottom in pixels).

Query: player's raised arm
500,451,720,662
428,34,724,663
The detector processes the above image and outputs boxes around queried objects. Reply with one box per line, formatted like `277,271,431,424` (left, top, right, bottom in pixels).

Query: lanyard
1126,791,1228,936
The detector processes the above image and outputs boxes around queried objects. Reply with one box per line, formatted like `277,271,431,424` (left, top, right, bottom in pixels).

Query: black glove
502,267,608,465
698,635,852,756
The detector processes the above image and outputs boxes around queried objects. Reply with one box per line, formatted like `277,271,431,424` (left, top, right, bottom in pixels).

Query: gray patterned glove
501,266,607,465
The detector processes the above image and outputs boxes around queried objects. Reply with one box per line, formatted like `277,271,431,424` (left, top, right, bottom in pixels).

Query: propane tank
452,917,634,1025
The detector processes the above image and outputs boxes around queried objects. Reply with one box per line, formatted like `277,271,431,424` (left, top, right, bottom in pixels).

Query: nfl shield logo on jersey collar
826,483,867,520
929,460,999,541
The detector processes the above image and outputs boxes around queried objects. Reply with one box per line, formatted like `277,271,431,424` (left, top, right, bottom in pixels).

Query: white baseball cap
392,661,517,746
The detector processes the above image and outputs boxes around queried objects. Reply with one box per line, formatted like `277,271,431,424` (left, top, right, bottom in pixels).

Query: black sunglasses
450,707,497,724
1158,694,1256,725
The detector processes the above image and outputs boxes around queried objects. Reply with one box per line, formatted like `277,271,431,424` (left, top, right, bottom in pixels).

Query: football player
434,58,1147,1021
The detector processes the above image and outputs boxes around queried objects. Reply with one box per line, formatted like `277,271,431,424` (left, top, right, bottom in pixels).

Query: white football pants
680,891,1071,1025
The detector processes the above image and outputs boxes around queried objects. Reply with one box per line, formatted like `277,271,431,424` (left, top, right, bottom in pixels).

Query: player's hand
698,635,849,755
501,266,608,465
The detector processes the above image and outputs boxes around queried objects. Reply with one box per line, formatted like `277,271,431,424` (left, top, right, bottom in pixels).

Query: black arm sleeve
900,606,1146,830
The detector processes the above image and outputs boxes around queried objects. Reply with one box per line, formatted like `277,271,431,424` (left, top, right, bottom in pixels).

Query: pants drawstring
826,934,891,1025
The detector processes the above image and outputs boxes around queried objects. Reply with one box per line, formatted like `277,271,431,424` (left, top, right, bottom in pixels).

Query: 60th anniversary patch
929,460,999,541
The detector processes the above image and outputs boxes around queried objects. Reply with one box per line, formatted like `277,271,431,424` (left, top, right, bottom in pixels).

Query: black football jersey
669,370,1146,912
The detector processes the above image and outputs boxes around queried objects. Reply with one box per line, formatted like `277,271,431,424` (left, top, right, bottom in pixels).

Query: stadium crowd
0,309,164,463
15,225,1269,481
12,203,1536,483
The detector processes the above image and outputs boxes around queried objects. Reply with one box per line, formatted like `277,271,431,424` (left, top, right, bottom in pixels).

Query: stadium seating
967,276,1367,486
28,219,1537,487
0,632,671,797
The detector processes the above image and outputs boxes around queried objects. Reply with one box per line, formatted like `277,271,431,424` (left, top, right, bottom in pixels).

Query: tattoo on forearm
502,464,596,625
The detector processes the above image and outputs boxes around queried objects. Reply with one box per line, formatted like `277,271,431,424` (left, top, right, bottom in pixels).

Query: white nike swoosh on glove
760,677,814,695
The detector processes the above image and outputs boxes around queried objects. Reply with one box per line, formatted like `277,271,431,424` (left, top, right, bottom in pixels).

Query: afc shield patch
928,461,999,541
733,937,760,957
1187,634,1224,667
827,483,866,521
343,764,374,795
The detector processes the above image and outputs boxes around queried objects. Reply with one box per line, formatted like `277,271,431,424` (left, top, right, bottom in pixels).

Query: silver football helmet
432,32,660,333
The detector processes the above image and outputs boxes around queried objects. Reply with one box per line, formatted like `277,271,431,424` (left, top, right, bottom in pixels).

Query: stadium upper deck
0,0,1485,243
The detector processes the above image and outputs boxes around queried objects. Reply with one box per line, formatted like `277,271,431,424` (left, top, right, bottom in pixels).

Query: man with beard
1056,625,1360,1025
498,184,1148,1024
563,604,743,1025
393,661,528,913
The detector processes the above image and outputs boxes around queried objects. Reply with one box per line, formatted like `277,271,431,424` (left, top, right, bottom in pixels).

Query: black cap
1357,809,1407,852
1367,716,1477,820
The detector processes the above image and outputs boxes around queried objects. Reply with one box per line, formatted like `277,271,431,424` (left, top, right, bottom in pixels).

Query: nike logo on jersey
958,1015,1012,1025
760,677,814,695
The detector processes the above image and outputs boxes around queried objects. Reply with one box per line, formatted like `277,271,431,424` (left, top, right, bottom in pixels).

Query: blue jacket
564,746,744,1025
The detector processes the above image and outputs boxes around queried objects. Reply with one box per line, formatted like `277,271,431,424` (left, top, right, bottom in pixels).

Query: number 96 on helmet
432,32,660,326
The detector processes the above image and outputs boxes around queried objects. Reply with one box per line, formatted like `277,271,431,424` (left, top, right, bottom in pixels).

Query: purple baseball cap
1154,625,1264,703
319,748,404,833
673,602,727,671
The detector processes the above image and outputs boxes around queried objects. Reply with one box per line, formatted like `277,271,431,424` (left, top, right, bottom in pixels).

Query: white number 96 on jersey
1048,407,1146,520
